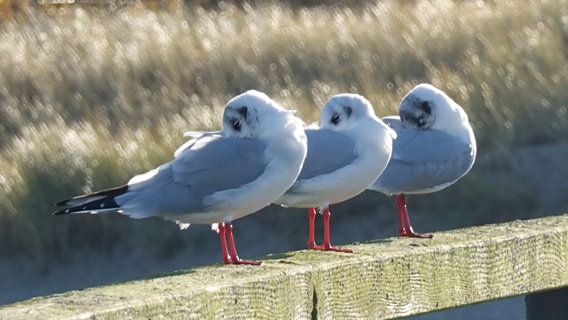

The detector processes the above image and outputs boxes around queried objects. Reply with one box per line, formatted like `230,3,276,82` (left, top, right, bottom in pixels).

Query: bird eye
417,116,426,126
331,113,341,125
231,119,241,131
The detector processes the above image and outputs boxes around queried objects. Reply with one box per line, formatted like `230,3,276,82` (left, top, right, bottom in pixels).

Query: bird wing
173,130,224,158
171,135,268,191
109,134,269,219
297,129,357,180
373,118,475,194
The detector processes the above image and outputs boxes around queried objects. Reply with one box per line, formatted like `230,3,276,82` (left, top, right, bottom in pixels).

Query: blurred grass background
1,0,568,310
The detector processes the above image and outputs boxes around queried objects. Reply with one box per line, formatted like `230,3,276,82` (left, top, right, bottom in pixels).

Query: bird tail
53,185,128,215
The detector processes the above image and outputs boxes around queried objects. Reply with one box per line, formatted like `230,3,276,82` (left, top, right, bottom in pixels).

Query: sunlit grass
1,0,567,260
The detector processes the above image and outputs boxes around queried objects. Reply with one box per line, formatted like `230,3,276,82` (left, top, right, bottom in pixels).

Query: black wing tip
52,195,123,216
53,185,129,209
52,207,72,215
55,199,71,207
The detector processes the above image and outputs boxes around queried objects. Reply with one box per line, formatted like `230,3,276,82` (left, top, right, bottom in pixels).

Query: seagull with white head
368,83,477,238
275,93,395,252
54,90,308,265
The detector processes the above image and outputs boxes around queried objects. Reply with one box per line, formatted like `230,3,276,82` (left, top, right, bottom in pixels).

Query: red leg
395,194,407,235
312,208,353,253
218,223,232,264
226,222,261,265
307,208,317,249
396,194,433,238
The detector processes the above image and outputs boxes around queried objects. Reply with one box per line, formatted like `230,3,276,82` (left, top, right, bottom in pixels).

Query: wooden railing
2,214,568,319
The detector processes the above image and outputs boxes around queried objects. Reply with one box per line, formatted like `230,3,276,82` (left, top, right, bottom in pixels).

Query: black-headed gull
54,90,308,265
275,94,395,252
368,83,477,238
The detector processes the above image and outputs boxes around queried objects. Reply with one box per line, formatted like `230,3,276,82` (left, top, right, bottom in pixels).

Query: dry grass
1,0,567,260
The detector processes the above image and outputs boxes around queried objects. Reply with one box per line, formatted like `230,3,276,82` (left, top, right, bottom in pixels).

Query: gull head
223,90,296,139
399,83,470,135
320,93,377,132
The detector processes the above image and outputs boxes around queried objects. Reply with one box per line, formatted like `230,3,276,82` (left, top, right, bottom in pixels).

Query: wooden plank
1,214,568,319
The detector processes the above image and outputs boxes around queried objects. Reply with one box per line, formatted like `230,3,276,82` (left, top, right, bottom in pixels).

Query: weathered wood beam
2,214,568,319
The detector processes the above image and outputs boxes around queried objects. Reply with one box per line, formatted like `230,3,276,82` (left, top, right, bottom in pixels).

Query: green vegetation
0,0,567,265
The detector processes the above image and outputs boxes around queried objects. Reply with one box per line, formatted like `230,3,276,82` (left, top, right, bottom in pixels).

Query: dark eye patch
238,106,248,120
400,110,427,129
417,116,426,126
343,105,352,117
419,101,432,115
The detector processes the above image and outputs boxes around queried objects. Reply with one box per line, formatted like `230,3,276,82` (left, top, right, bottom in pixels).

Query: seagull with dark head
275,93,395,252
54,90,308,265
368,83,477,238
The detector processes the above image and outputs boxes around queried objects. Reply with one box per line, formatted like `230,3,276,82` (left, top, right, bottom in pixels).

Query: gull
275,94,395,252
53,90,308,265
368,83,477,238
